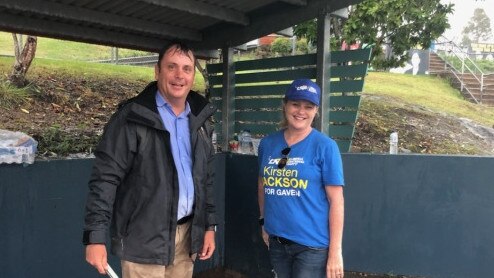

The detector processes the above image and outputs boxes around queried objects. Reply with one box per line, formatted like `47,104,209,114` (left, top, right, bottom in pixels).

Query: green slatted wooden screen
328,49,372,151
206,48,371,152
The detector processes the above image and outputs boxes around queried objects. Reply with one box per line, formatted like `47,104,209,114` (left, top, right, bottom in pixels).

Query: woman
257,79,345,278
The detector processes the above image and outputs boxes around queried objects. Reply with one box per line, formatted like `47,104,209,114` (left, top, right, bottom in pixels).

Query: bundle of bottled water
0,129,38,164
238,129,253,155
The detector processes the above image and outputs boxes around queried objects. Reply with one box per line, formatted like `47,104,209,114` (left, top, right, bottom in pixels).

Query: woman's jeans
269,236,328,278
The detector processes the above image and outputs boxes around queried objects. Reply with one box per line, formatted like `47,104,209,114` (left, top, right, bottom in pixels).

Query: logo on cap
296,85,318,94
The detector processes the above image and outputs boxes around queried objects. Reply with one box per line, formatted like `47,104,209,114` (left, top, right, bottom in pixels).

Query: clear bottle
239,130,252,154
389,131,398,154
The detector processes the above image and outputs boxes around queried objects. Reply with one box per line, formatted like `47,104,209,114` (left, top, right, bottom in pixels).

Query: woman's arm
325,185,345,278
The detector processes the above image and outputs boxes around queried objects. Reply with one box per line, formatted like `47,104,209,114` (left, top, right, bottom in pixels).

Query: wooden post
315,11,331,135
221,47,235,152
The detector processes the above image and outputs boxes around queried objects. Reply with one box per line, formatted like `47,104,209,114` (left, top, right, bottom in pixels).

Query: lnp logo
295,85,317,94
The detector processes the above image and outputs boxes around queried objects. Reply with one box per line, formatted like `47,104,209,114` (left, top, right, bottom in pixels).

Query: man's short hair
157,41,195,68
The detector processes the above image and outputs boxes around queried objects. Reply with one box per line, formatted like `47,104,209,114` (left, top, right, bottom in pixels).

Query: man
83,41,218,278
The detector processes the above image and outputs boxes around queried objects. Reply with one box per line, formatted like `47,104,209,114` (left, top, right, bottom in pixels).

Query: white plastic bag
0,129,38,164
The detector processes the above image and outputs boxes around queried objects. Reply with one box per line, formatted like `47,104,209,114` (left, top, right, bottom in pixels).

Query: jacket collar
125,81,216,130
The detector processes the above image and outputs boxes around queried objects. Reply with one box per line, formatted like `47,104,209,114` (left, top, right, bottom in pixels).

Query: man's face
155,46,195,103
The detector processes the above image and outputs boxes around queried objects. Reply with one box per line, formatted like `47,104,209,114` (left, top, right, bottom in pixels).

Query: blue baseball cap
284,79,321,106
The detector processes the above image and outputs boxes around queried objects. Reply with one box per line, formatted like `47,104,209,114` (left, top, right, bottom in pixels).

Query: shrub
256,44,272,58
271,38,292,56
296,38,308,54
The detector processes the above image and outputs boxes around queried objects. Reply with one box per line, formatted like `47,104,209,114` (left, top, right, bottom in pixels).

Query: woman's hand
327,251,344,278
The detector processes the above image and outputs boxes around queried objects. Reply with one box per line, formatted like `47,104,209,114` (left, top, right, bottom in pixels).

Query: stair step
428,51,494,106
465,92,494,97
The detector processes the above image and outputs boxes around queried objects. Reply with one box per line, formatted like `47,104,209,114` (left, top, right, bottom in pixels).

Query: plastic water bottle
389,131,398,154
239,130,252,154
0,130,37,164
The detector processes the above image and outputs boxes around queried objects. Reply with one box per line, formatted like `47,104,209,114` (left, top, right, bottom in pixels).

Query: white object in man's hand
106,264,119,278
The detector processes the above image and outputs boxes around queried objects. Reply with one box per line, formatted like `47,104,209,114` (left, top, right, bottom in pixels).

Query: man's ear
154,64,160,80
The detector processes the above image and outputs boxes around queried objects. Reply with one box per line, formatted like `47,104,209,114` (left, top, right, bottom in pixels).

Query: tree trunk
9,34,37,87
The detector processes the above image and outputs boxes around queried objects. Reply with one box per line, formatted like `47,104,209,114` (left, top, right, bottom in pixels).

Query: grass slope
364,72,494,127
0,32,150,60
1,53,494,155
357,73,494,154
0,56,206,92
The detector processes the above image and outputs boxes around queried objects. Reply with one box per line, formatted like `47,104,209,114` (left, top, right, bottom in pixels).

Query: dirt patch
1,76,494,158
353,95,494,155
0,73,147,157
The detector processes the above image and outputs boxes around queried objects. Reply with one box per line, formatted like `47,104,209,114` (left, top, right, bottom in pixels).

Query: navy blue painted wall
0,157,225,278
1,154,494,278
223,154,272,277
221,154,494,278
0,159,105,278
343,154,494,278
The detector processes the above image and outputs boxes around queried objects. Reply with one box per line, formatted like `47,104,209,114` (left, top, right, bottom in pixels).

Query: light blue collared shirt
156,91,194,220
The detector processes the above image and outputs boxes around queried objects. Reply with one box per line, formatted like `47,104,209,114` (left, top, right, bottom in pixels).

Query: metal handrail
432,36,485,103
448,69,480,104
435,36,485,75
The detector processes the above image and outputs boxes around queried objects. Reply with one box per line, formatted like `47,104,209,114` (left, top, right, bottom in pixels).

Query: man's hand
86,244,108,274
198,231,216,260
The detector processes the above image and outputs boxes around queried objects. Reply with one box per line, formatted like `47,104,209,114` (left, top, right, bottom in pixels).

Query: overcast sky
441,0,494,42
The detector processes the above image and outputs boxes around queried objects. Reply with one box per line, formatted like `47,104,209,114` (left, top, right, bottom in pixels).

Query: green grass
31,58,155,81
0,79,32,108
364,72,494,126
1,55,153,81
0,56,206,93
0,32,151,60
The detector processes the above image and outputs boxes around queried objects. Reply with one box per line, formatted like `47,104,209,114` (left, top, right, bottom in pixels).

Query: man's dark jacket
83,81,217,265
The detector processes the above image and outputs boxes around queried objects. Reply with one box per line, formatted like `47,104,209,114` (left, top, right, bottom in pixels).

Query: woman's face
284,100,318,131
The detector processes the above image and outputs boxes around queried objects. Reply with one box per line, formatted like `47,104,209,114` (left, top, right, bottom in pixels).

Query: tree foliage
344,0,452,69
271,38,292,55
293,16,346,51
462,8,492,44
460,34,472,49
294,20,317,46
294,0,453,70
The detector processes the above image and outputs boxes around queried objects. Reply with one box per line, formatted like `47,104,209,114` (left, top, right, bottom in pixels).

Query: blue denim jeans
269,236,328,278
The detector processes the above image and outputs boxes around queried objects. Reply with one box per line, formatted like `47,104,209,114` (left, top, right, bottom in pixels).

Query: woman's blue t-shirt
258,128,344,248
